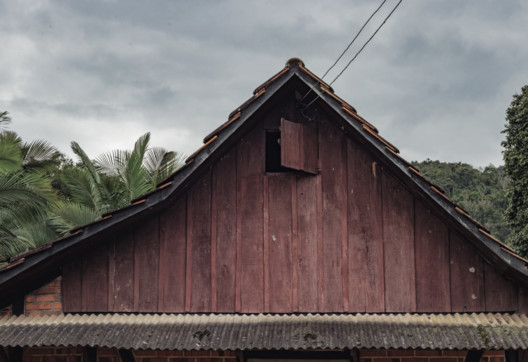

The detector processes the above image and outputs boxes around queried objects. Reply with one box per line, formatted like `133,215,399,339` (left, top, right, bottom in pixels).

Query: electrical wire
301,0,403,111
321,0,388,80
329,0,403,86
300,0,388,103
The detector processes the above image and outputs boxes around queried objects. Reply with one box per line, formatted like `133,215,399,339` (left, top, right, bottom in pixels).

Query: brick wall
23,348,238,362
24,277,63,317
21,348,505,362
360,349,505,362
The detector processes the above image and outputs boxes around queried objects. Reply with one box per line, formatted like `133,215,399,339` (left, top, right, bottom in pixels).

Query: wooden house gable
60,66,528,315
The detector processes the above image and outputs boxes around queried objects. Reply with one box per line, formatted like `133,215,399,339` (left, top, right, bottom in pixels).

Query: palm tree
0,127,60,265
60,132,185,221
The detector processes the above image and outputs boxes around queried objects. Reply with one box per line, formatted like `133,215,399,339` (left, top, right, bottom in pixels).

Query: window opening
266,130,290,173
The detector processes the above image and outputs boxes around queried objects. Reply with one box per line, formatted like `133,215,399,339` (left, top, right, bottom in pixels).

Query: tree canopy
502,85,528,258
411,160,509,242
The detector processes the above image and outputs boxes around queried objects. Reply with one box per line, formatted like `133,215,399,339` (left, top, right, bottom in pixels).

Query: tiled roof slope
1,313,527,350
0,58,527,308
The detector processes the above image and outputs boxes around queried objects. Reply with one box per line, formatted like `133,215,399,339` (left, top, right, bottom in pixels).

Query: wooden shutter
280,118,318,174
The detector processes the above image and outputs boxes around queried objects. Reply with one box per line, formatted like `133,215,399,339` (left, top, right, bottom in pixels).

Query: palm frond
71,141,101,184
122,133,151,200
60,168,103,213
94,149,129,176
21,139,61,171
0,132,23,173
48,201,101,236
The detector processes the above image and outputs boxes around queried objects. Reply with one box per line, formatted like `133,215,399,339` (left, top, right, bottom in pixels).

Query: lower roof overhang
0,313,527,351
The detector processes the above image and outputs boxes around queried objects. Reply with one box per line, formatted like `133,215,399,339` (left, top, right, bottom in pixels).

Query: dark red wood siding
62,96,528,314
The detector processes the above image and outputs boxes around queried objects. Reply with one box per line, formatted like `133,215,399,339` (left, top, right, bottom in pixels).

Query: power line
328,0,403,86
302,0,403,111
321,0,388,80
301,0,388,103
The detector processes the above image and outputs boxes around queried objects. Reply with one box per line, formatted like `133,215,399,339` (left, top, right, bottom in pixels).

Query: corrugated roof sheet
0,313,527,350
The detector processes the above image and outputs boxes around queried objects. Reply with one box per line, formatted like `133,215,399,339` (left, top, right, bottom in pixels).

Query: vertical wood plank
237,128,265,312
159,197,187,312
62,260,82,313
263,176,270,312
519,286,528,314
267,174,293,312
415,201,450,312
300,124,318,174
213,152,238,313
81,243,109,312
484,262,518,311
318,120,346,312
187,171,212,312
111,232,135,312
382,172,416,312
211,172,218,313
449,231,485,312
281,118,301,170
107,241,115,310
346,139,384,312
291,177,299,311
296,175,319,311
134,216,160,312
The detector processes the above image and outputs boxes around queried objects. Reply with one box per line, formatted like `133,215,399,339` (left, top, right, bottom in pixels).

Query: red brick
184,351,211,357
484,351,505,357
430,358,457,362
25,296,35,303
55,348,82,355
415,351,442,357
402,358,427,362
362,350,388,357
52,302,63,310
25,356,42,362
489,357,504,362
134,351,159,357
442,351,467,357
26,303,52,310
98,349,119,357
33,288,60,295
221,351,236,357
373,358,398,362
24,348,56,356
388,350,415,357
36,295,60,303
99,357,116,362
67,356,82,362
43,356,67,362
162,351,183,357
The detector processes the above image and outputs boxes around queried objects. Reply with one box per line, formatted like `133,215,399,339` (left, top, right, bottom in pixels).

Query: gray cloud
1,0,527,167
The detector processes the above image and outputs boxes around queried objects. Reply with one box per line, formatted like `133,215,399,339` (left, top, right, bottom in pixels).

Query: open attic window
266,118,319,174
265,130,288,172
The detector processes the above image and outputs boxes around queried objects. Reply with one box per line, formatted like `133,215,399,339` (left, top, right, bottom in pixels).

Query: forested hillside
412,160,510,242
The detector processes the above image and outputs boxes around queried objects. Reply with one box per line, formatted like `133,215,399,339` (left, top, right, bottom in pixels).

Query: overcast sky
1,1,527,167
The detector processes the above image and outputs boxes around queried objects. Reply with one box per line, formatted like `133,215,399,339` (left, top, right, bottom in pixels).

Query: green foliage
0,113,186,265
411,160,510,242
64,132,185,218
502,85,528,258
0,124,61,264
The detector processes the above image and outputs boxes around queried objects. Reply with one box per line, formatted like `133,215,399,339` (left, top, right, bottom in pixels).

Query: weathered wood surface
62,103,527,314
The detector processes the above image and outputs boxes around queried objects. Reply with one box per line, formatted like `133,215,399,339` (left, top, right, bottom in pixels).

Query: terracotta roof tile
362,124,399,153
